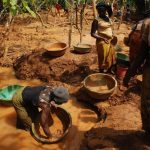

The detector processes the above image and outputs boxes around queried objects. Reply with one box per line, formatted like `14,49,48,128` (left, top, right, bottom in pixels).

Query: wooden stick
35,11,48,28
68,0,74,47
80,0,88,43
92,0,97,19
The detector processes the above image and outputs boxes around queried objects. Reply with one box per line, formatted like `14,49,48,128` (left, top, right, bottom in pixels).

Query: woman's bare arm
39,102,52,137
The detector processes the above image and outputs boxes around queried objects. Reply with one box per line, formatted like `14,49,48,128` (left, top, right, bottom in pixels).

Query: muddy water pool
0,67,97,150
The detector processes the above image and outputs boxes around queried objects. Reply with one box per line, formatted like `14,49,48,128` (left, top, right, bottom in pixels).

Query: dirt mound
13,48,98,86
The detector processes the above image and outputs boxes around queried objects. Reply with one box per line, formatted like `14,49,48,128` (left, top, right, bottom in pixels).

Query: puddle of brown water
0,67,43,88
0,67,97,150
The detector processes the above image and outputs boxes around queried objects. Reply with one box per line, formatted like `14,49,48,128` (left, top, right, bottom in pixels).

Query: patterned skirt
12,87,39,131
96,39,116,71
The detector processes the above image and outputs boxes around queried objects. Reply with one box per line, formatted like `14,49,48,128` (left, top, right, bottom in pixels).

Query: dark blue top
22,86,46,106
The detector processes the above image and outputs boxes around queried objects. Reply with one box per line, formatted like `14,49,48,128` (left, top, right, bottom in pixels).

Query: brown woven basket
83,73,117,100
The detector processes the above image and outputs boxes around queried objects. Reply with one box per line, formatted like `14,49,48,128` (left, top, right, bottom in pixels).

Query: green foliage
2,0,17,15
21,0,36,17
1,0,149,19
126,0,136,6
1,0,36,17
1,0,72,17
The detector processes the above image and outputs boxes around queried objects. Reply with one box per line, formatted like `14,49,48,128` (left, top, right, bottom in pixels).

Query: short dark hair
96,2,106,10
96,2,113,17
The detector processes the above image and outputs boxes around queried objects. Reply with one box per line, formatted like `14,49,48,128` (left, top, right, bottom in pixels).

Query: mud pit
0,12,150,150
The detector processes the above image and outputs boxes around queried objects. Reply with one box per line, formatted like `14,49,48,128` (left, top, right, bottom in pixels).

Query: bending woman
91,2,116,72
12,85,69,138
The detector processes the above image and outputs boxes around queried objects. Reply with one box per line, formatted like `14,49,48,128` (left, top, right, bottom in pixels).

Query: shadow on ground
81,127,150,150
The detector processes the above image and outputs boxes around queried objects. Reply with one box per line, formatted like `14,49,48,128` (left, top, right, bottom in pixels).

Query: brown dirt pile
13,47,98,86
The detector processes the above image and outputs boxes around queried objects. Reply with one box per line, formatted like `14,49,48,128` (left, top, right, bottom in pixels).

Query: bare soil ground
0,11,150,150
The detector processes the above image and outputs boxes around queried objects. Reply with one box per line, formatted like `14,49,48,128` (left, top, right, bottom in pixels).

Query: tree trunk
0,1,3,11
75,3,78,29
68,0,74,47
136,0,146,14
92,0,97,19
80,0,87,43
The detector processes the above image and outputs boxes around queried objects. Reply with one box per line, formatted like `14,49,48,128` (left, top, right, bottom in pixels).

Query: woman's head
96,2,107,17
96,2,113,18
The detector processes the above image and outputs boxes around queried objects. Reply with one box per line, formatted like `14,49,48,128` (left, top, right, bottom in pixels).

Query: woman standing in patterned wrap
91,2,116,73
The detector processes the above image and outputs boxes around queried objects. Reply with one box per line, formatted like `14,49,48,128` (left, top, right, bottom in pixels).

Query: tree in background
135,0,146,14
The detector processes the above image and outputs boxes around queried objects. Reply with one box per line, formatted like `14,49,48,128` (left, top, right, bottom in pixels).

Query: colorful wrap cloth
96,39,116,71
96,17,116,71
12,87,39,131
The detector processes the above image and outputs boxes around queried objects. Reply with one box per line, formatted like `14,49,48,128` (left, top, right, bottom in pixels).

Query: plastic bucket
117,64,128,79
116,52,130,67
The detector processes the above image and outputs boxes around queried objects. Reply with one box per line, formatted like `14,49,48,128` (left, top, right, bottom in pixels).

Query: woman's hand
50,101,58,109
44,132,52,139
103,38,109,44
123,74,130,88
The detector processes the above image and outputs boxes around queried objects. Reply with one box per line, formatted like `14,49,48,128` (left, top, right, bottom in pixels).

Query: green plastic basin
0,85,23,105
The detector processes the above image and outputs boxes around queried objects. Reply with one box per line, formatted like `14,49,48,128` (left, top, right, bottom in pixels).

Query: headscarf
50,86,69,105
96,2,107,10
96,2,113,17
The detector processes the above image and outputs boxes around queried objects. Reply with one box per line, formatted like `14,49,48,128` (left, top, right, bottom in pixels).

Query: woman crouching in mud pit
91,2,116,73
12,85,69,138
